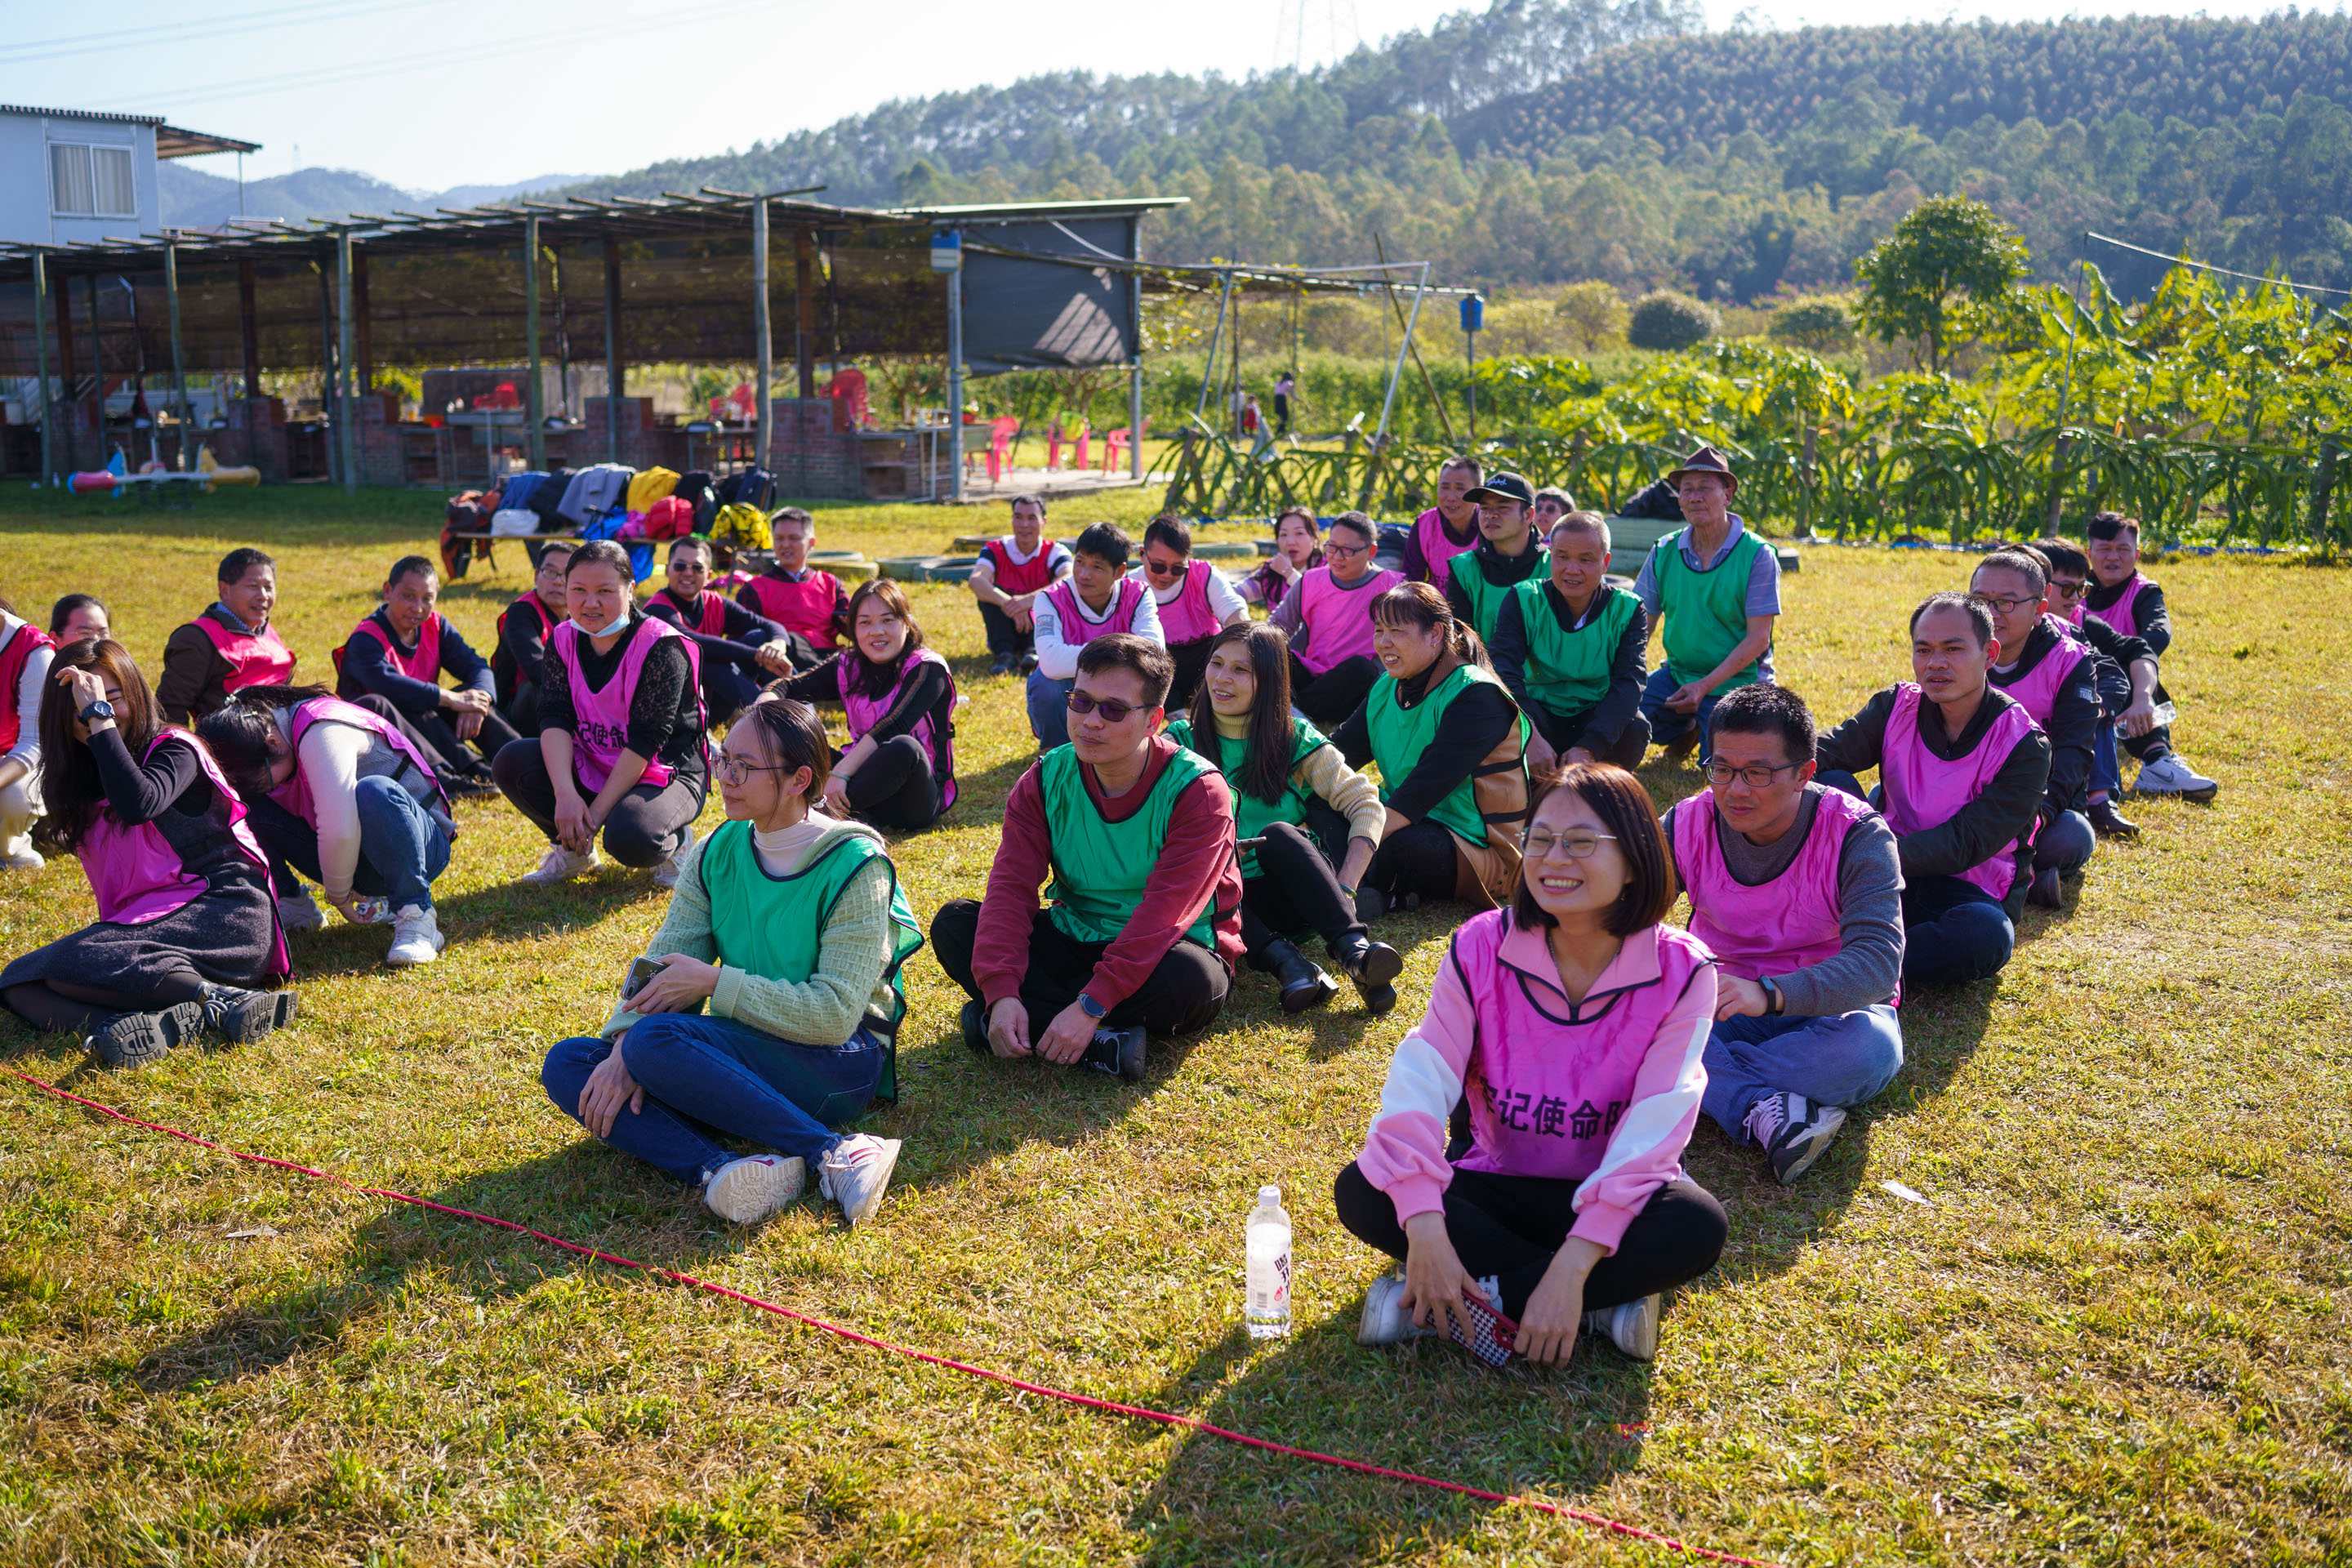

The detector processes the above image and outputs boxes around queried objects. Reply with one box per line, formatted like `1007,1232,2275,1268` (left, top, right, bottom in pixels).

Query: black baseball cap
1463,471,1535,507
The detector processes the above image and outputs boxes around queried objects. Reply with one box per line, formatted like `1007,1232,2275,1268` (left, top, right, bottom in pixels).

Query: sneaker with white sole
523,843,599,885
385,905,445,968
1584,1294,1661,1361
276,889,325,933
653,825,697,889
2133,751,2219,802
702,1154,808,1224
1355,1272,1432,1347
1356,1270,1514,1367
817,1134,901,1226
1744,1090,1849,1185
2,832,42,871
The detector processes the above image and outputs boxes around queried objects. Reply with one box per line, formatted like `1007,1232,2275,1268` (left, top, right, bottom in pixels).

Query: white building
0,104,256,248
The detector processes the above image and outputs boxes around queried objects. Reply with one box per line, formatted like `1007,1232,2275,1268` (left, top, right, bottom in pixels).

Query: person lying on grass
1490,510,1651,773
771,577,960,834
1335,763,1728,1368
334,555,517,789
2082,510,2216,804
540,696,920,1229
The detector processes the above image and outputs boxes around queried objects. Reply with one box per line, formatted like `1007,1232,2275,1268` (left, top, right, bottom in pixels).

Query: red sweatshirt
973,736,1245,1010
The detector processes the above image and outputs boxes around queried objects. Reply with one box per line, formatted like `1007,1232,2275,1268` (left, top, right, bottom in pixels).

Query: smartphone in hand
621,956,666,1001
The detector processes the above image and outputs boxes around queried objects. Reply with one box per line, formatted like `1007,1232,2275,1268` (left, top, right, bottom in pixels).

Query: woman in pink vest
0,597,57,871
156,547,297,726
492,541,710,888
1815,592,2051,990
1237,507,1325,613
1334,765,1726,1368
1268,512,1401,728
773,578,959,831
1134,516,1248,713
1026,521,1163,750
2,638,296,1067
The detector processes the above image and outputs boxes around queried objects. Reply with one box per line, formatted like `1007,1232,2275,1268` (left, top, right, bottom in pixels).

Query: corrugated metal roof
0,103,260,158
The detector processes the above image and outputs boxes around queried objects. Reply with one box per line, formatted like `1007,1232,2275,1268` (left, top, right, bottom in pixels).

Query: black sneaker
1744,1091,1848,1186
1331,933,1404,1016
1079,1025,1147,1082
1661,730,1699,766
197,984,300,1043
960,998,990,1054
1353,885,1388,923
987,653,1017,677
1262,938,1339,1014
1017,651,1040,677
2087,799,2140,839
441,768,500,799
2026,866,2064,910
86,1001,207,1069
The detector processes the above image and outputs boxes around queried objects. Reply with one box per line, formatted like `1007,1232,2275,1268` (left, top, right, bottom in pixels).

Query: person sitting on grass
1027,522,1163,751
1491,510,1651,772
968,494,1073,677
1335,764,1728,1368
493,541,709,889
734,506,844,667
539,697,920,1229
773,577,959,833
1270,511,1401,728
49,593,109,644
1164,622,1402,1016
930,635,1241,1085
199,684,457,970
1236,506,1325,612
1631,448,1780,766
1133,515,1249,713
644,536,802,728
492,542,572,737
1,596,56,871
1664,684,1904,1186
1444,471,1548,648
1401,455,1483,588
157,546,296,726
1815,592,2051,990
1,638,295,1067
1332,583,1530,919
2025,537,2154,842
2083,510,2216,804
335,555,517,789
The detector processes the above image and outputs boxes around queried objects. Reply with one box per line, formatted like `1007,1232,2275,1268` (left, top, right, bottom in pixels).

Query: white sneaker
1584,1294,1661,1361
276,889,325,933
702,1154,807,1224
1355,1272,1429,1347
2133,751,2219,802
817,1134,901,1227
523,844,599,885
1,840,42,871
384,905,444,968
653,825,697,889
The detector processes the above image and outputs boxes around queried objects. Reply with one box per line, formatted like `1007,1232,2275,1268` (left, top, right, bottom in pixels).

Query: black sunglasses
1067,691,1147,724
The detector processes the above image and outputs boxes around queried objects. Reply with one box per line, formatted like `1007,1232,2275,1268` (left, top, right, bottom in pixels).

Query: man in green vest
929,635,1245,1082
1633,445,1780,765
1491,510,1651,770
1444,470,1548,647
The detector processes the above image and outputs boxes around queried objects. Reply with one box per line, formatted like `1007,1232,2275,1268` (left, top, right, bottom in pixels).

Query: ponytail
1371,580,1488,670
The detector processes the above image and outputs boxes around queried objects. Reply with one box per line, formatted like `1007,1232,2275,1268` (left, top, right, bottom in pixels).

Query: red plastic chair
1101,419,1146,472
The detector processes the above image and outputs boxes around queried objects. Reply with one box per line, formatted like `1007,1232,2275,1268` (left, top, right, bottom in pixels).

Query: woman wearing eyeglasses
1132,516,1250,713
1270,511,1401,728
1335,764,1727,1367
1237,507,1325,613
540,697,921,1230
1331,582,1530,919
772,578,959,833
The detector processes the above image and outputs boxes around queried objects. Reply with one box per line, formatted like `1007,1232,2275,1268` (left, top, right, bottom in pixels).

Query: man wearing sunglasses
1664,684,1904,1185
1131,516,1248,713
929,635,1243,1083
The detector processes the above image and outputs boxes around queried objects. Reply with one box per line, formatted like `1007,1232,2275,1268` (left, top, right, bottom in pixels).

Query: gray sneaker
1583,1294,1661,1361
703,1154,808,1224
1744,1091,1849,1185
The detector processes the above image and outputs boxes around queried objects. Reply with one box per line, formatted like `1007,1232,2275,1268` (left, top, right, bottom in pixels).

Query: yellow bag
626,466,681,513
711,501,773,551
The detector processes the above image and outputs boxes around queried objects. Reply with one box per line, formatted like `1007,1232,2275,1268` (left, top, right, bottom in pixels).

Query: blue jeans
1027,672,1075,750
1703,1004,1904,1142
1901,875,2015,987
2034,808,2094,875
1639,666,1731,761
2090,720,2123,800
540,1012,884,1185
247,776,451,911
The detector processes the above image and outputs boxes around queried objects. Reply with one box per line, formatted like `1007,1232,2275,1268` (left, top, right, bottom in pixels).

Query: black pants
1241,820,1364,960
845,733,944,831
929,898,1229,1039
503,679,544,738
409,704,522,776
702,661,763,729
490,737,706,868
1333,1160,1726,1319
1529,704,1651,771
1291,653,1383,730
978,602,1035,658
1363,820,1463,905
1165,636,1216,714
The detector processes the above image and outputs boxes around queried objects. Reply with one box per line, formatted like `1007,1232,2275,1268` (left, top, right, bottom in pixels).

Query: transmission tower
1270,0,1361,74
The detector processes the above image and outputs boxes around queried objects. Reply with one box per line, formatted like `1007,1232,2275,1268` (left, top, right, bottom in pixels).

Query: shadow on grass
265,874,659,982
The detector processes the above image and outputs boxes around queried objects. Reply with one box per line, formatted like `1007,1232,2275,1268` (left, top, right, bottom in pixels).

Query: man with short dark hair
736,506,844,662
930,635,1242,1081
1132,515,1247,712
336,555,517,783
968,495,1073,675
2081,512,2217,803
1027,521,1163,750
1632,447,1780,766
1401,457,1482,587
645,536,801,727
2021,537,2167,840
1444,470,1548,647
158,547,297,725
495,542,573,736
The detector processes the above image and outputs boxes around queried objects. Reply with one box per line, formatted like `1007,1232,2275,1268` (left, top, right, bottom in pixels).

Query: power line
0,0,452,65
2084,229,2352,301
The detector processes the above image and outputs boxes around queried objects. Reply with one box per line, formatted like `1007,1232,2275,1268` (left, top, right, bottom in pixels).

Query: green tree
1628,289,1720,351
1768,294,1855,352
1552,280,1628,350
1852,196,2032,372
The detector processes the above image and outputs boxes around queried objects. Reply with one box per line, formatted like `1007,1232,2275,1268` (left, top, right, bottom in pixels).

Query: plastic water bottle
1245,1185,1293,1339
2150,700,2177,728
348,896,392,925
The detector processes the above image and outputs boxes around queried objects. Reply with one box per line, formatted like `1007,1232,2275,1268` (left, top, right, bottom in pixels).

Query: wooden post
53,262,78,473
353,248,372,404
31,251,54,483
237,260,261,400
795,229,817,399
603,235,623,463
523,215,545,471
751,198,773,472
84,274,104,456
1128,215,1144,483
165,243,190,470
336,229,357,493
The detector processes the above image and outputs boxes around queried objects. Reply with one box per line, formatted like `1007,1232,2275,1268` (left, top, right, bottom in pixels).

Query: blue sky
0,0,2326,193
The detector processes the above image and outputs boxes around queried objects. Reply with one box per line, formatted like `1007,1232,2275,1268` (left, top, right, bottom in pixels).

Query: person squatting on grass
2082,510,2218,804
1331,582,1532,920
156,546,298,726
644,535,804,728
198,685,457,970
1664,684,1905,1186
1130,515,1250,715
493,541,710,888
1815,592,2051,990
1334,765,1730,1368
1490,510,1653,773
1162,621,1404,1018
0,596,57,871
1268,511,1401,729
492,542,572,737
540,697,920,1229
773,577,960,833
733,506,844,667
1,638,296,1068
967,494,1073,676
1025,522,1165,751
930,635,1243,1085
335,555,519,788
1632,447,1780,767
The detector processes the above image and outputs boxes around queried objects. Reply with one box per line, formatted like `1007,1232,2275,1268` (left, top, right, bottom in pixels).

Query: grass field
2,484,2348,1567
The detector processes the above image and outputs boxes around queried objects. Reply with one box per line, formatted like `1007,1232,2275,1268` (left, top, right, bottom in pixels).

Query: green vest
1165,714,1327,880
1040,743,1223,949
699,819,926,1103
1365,661,1528,849
1513,579,1640,717
1655,525,1765,688
1454,542,1547,646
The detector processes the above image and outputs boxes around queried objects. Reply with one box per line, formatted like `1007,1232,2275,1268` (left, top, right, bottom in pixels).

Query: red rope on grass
10,1068,1779,1568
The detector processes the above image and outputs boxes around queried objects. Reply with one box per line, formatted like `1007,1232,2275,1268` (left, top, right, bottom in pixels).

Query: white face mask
564,610,630,640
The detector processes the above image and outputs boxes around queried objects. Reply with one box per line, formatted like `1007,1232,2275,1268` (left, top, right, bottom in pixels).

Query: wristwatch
78,699,115,724
1759,975,1784,1015
1076,992,1109,1021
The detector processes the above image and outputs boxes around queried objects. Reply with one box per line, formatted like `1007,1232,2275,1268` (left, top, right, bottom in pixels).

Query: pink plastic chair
984,416,1019,483
1101,419,1146,472
1073,425,1092,470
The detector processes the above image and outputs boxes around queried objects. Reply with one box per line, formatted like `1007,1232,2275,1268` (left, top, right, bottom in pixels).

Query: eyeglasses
1974,591,2040,615
1324,540,1371,559
715,752,797,785
1704,759,1804,788
1067,691,1146,724
1523,829,1618,861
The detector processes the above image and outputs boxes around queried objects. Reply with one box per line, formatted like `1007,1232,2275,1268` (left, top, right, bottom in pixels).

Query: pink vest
1294,565,1402,675
339,612,444,685
1042,577,1147,645
1670,785,1897,1005
193,614,296,693
981,537,1060,595
1414,507,1477,588
1882,684,2038,903
79,729,290,978
1153,560,1221,645
271,696,452,832
0,621,55,752
840,648,957,813
2100,574,2152,640
687,592,728,636
742,570,841,647
1453,911,1711,1184
1994,618,2087,729
555,615,705,793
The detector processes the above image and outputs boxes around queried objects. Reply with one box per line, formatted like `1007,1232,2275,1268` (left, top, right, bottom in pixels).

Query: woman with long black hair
775,577,959,832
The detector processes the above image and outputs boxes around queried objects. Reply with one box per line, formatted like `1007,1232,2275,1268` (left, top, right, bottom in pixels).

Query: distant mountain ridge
158,165,590,229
